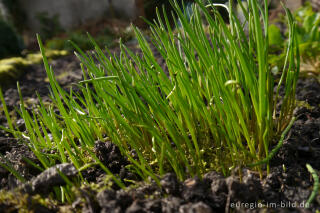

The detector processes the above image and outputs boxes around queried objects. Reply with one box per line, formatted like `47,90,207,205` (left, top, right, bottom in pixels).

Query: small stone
22,163,77,194
160,173,180,195
134,182,160,199
94,141,127,173
211,178,227,195
145,199,162,213
179,202,213,213
226,175,261,204
162,197,183,213
116,190,133,210
126,200,145,213
97,189,116,208
100,200,121,213
182,177,208,201
203,171,223,184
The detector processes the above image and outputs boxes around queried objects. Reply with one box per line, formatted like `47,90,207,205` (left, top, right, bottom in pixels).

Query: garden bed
1,1,320,212
0,43,319,212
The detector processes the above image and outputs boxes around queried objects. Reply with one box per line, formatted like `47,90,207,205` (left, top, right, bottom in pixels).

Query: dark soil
0,43,319,212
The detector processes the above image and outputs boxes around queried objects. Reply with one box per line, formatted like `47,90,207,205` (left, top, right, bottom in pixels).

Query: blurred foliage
268,2,320,81
295,3,320,58
45,32,113,51
0,19,23,59
295,3,320,81
36,12,64,40
143,0,229,26
0,50,68,86
268,24,285,75
143,0,175,25
35,12,121,53
268,24,284,46
2,0,26,32
43,26,132,52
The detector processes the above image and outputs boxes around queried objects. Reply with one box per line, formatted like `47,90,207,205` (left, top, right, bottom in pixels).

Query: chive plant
1,0,299,196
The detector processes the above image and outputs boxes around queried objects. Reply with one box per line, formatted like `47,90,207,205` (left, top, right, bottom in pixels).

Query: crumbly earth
0,42,319,213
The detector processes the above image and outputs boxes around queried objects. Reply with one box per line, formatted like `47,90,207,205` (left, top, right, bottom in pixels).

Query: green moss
0,190,58,212
0,57,28,84
268,24,284,46
0,50,68,86
26,50,68,64
296,100,315,110
45,31,115,52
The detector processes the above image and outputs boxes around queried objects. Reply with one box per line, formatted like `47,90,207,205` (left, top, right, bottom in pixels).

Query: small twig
247,117,296,167
306,164,319,208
